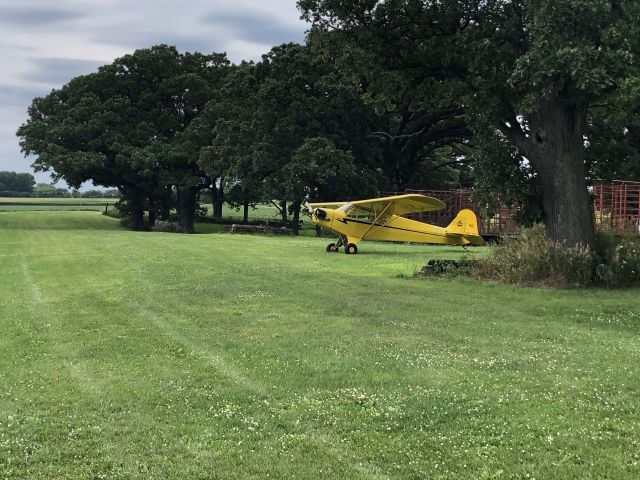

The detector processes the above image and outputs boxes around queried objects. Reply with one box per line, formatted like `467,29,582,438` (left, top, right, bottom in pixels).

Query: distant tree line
0,171,35,196
17,1,640,245
0,171,117,198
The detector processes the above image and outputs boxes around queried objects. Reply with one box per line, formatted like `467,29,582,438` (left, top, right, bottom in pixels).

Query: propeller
304,202,314,217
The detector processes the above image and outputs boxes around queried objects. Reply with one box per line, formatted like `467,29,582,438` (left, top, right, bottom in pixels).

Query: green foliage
0,191,33,198
33,183,71,198
470,123,544,226
299,0,640,246
284,137,357,201
476,225,640,288
0,171,35,193
17,45,229,231
79,189,104,198
253,42,380,202
594,230,640,287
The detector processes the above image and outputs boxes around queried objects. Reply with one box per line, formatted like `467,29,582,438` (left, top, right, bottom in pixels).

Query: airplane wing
308,201,348,209
350,194,445,217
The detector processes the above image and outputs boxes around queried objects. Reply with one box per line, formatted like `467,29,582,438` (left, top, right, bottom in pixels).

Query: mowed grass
218,203,282,220
0,197,115,212
0,197,112,204
1,211,640,479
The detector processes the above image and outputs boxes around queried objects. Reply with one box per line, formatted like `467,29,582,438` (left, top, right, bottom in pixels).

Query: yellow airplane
306,194,484,254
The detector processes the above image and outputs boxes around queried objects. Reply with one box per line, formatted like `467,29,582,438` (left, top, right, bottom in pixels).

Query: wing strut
360,202,393,240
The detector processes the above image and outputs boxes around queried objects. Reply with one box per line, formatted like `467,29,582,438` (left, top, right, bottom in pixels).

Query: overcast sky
0,0,307,186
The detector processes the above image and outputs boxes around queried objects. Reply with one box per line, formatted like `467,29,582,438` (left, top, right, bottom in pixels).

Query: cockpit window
344,206,376,222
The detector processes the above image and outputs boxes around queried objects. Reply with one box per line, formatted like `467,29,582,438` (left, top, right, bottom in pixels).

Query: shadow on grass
339,247,480,256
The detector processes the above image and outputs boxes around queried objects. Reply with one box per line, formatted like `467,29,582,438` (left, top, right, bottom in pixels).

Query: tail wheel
344,243,358,255
326,243,337,252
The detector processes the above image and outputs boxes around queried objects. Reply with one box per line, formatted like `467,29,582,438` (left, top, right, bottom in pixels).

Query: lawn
1,210,639,479
0,197,115,212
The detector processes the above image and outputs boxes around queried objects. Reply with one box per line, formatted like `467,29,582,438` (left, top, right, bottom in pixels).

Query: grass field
218,203,282,220
0,197,115,212
1,210,640,479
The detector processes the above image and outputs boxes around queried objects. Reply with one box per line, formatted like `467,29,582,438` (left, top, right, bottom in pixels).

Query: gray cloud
23,57,104,86
0,0,309,182
0,42,36,52
90,28,227,56
0,85,46,108
0,6,85,26
203,11,306,46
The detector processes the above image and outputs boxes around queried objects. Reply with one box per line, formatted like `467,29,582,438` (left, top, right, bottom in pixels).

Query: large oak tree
300,0,640,247
18,45,229,232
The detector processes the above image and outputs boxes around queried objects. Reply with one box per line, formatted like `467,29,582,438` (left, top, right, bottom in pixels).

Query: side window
345,206,375,222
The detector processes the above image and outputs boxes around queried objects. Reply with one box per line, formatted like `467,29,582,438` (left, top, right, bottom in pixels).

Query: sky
0,0,307,186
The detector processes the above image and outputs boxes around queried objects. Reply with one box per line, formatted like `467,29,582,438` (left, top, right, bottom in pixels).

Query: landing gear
327,237,359,254
327,237,343,253
344,243,358,255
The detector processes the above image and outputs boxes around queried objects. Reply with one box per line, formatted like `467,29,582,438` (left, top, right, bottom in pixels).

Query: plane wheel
344,243,358,255
326,243,337,253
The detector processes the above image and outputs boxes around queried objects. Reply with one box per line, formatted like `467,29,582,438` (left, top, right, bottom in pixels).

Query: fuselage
312,207,465,245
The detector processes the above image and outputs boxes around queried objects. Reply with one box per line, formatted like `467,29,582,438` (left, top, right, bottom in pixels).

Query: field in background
1,197,286,221
1,209,640,479
0,197,115,212
218,203,282,220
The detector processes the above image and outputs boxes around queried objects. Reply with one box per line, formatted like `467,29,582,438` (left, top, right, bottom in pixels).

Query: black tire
344,243,358,255
326,242,337,252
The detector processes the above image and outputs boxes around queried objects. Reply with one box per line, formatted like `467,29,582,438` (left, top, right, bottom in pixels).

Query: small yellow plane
306,194,484,254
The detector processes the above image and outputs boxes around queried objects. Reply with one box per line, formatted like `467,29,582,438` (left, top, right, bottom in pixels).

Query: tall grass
476,225,640,288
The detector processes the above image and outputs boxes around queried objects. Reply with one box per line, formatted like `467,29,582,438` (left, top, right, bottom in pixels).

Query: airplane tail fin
446,209,484,245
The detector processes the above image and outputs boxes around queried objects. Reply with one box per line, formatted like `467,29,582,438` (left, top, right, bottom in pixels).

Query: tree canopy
17,2,640,243
299,0,640,247
0,171,35,193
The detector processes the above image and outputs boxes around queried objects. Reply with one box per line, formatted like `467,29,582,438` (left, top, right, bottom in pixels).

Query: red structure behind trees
383,181,640,238
593,181,640,236
381,189,519,237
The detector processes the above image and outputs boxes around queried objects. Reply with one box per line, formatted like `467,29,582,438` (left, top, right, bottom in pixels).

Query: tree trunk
126,189,146,230
280,200,288,223
291,200,301,235
243,200,249,223
214,181,224,218
524,99,595,249
211,183,218,218
148,208,157,228
176,186,197,233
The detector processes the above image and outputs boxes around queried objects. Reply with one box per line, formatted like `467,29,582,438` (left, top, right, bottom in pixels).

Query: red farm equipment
593,181,640,236
381,189,520,239
384,181,640,239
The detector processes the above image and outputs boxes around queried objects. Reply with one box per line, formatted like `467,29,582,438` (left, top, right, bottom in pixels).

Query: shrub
593,231,640,288
0,191,34,198
151,221,186,233
474,225,640,288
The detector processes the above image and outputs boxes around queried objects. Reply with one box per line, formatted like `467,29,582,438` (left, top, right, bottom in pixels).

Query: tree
152,51,230,232
299,0,640,248
18,48,170,229
283,137,359,234
18,46,229,232
309,28,473,191
0,171,35,193
585,91,640,182
253,42,380,231
33,183,71,198
198,63,266,222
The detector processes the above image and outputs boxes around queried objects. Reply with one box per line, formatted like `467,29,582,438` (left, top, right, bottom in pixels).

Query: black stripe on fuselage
336,217,449,238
